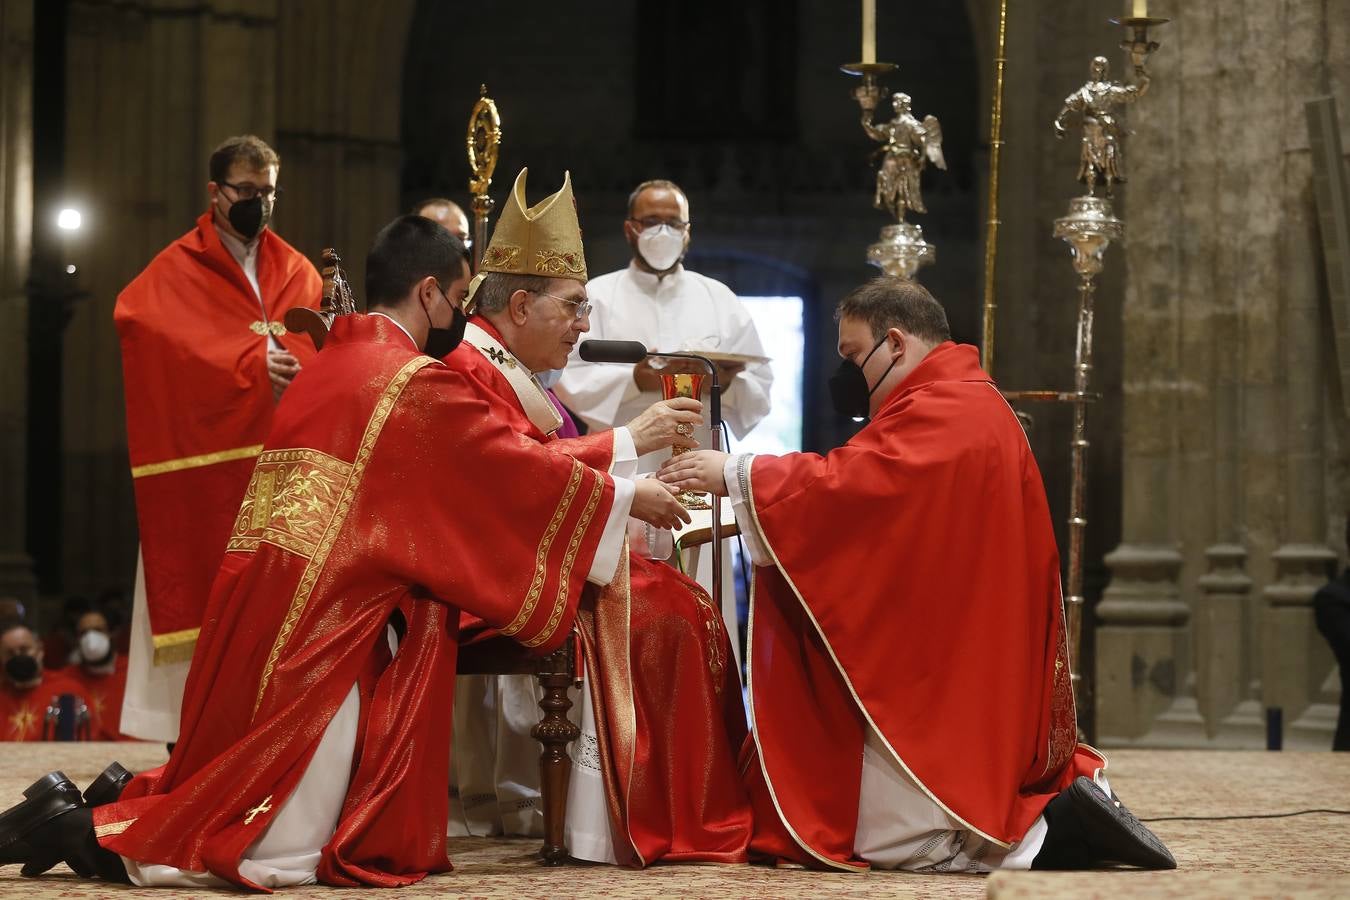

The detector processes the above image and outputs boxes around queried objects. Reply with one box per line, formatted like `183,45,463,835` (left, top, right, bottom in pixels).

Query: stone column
1095,3,1189,744
0,0,36,603
1260,1,1339,750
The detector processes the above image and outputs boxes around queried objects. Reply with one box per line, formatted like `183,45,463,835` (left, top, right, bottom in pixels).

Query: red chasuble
94,315,616,889
114,213,321,664
740,342,1103,871
447,318,753,867
0,670,83,741
64,656,131,741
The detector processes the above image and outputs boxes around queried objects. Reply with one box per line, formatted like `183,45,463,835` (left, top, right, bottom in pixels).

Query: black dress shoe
0,772,85,866
1033,776,1177,870
82,763,132,809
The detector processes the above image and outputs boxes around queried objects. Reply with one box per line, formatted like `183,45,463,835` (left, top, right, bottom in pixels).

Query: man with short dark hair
115,134,321,745
661,275,1175,873
0,215,679,889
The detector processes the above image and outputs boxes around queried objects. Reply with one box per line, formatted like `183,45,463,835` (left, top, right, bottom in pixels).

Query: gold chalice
658,372,711,510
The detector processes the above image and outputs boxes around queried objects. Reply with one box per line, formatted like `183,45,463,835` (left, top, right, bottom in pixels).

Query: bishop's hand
630,478,692,530
626,397,703,456
658,450,731,496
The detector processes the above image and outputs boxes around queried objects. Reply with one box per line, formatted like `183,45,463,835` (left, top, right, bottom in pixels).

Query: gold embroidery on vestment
483,244,521,269
228,449,353,559
501,458,583,638
151,627,201,665
524,467,604,648
252,357,434,717
130,444,264,479
94,818,137,838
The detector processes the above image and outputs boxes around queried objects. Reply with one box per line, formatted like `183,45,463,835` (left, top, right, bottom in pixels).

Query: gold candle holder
659,372,711,510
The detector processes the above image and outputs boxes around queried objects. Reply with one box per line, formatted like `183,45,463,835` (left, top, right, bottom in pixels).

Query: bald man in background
412,198,470,245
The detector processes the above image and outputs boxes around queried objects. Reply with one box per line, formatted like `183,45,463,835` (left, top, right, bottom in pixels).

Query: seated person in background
1314,514,1350,752
0,621,82,741
445,168,753,867
661,276,1176,873
41,595,90,671
64,610,132,741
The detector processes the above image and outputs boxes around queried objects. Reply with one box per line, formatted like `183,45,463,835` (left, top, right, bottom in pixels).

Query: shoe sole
1069,776,1177,869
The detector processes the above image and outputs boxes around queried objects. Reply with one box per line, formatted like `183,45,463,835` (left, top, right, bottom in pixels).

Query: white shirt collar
626,259,685,294
213,220,259,267
369,311,419,349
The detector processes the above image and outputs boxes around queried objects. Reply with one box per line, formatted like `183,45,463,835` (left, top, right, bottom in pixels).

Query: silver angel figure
859,92,946,222
1053,56,1151,198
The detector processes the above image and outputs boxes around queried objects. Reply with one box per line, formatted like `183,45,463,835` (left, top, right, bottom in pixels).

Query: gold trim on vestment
130,444,264,479
744,458,1011,854
523,467,604,648
500,458,583,638
227,448,354,560
94,818,137,838
251,356,435,717
151,627,201,666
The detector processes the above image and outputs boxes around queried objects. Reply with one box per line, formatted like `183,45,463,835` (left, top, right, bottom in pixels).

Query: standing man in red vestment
0,216,688,889
115,135,322,744
446,169,753,866
661,277,1176,873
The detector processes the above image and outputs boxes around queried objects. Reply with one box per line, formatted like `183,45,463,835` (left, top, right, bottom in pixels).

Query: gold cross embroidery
244,796,273,825
7,707,36,740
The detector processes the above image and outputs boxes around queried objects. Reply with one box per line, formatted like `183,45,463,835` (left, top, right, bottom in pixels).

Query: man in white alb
556,179,772,666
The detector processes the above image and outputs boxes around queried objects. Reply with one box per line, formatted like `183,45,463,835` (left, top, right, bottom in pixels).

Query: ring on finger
676,423,693,437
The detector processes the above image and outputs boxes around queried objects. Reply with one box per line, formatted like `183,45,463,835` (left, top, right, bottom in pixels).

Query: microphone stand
578,342,724,624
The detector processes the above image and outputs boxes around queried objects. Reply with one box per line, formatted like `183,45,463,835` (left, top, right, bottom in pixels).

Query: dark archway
401,1,982,452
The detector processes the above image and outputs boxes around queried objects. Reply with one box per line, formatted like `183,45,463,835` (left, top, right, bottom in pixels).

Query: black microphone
578,339,649,364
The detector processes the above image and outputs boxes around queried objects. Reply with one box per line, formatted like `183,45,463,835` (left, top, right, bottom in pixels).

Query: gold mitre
468,168,587,308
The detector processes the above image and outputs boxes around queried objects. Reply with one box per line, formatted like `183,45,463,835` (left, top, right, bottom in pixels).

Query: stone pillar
0,0,36,603
272,0,415,297
1095,1,1189,744
1100,0,1344,748
1260,1,1339,750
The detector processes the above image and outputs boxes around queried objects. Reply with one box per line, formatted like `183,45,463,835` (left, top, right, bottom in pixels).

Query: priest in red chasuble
115,135,321,744
660,276,1176,873
0,216,690,890
446,169,753,866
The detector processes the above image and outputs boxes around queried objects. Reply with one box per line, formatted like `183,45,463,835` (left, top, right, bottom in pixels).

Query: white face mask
79,629,111,663
535,368,564,390
636,225,685,272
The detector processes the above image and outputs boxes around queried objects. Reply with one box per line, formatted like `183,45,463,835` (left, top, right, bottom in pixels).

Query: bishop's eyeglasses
536,291,593,321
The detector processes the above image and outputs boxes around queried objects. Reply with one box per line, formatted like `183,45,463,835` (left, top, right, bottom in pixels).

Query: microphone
575,336,728,627
578,339,649,364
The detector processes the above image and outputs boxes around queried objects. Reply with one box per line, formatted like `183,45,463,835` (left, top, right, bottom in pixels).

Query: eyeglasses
627,217,688,231
535,291,592,321
219,180,282,201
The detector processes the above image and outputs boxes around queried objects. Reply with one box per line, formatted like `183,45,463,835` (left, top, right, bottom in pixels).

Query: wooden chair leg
532,641,579,865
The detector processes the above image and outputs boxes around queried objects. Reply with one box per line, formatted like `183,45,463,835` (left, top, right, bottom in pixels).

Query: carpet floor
0,743,1346,898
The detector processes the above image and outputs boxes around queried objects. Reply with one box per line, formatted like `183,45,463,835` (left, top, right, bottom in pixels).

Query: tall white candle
1131,0,1148,17
862,0,876,64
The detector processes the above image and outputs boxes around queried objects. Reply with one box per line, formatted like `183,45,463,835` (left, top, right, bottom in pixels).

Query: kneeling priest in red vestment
660,276,1176,874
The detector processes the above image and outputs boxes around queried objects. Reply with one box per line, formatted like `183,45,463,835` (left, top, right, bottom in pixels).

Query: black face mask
422,284,467,359
224,195,272,241
829,335,898,420
4,654,39,684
